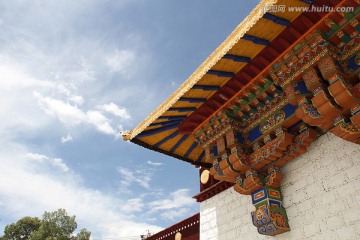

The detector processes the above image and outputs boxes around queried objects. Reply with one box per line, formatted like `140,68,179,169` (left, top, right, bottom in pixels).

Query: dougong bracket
250,167,290,236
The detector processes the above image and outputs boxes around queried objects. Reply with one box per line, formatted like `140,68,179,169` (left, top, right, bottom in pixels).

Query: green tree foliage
73,229,91,240
1,217,41,240
0,209,91,240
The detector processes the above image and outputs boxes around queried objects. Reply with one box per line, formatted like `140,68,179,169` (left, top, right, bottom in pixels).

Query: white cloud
69,95,85,106
0,64,53,139
51,158,70,173
34,92,86,126
26,152,70,173
146,160,163,166
117,167,152,191
61,134,73,143
98,102,131,120
145,189,196,221
57,84,72,96
34,92,121,136
26,153,49,162
148,189,196,212
120,198,145,213
0,65,54,90
55,84,84,106
86,110,117,136
105,49,136,75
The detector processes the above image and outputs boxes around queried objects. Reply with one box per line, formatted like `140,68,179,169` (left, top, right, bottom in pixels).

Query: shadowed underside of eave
131,137,212,168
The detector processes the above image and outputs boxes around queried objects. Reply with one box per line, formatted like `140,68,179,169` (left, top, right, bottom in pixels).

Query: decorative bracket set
195,10,360,236
241,167,290,236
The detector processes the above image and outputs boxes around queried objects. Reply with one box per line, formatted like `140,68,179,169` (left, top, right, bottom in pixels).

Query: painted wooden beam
169,107,197,112
223,54,251,63
196,150,205,163
158,115,187,120
170,134,189,153
300,15,315,28
212,99,224,108
137,123,179,137
258,55,271,66
263,13,291,26
267,46,281,58
207,70,235,78
288,26,302,38
179,97,207,103
149,119,183,127
192,85,220,91
240,71,253,82
278,37,291,48
184,141,198,158
154,131,179,148
243,34,270,46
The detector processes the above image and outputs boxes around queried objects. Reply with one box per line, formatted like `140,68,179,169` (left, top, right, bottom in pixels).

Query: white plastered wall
200,133,360,240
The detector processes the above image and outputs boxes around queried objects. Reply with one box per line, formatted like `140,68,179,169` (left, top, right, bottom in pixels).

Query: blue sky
0,1,259,238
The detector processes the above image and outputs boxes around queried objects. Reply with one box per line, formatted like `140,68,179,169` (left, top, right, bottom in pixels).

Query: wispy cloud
26,152,70,173
56,84,85,106
34,92,127,136
97,102,131,120
105,49,136,76
144,189,196,221
147,160,163,166
0,64,53,139
0,65,54,90
25,153,49,162
61,134,73,143
34,92,87,126
121,198,145,213
148,189,196,212
117,166,152,191
87,110,117,136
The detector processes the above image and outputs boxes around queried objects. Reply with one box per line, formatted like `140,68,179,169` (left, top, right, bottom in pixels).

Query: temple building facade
122,0,360,239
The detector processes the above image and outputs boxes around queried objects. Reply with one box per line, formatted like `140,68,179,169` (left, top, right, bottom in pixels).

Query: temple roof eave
130,137,213,168
121,0,278,141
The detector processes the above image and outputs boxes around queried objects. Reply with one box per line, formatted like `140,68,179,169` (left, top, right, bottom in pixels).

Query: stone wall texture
200,133,360,240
